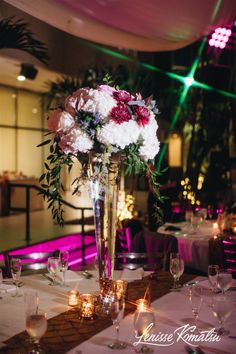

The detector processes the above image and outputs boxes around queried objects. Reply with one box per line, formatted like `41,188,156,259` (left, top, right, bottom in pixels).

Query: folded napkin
120,268,144,281
55,270,83,283
0,282,16,292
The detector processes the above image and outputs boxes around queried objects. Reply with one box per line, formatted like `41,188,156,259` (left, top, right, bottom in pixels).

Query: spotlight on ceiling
208,27,232,49
17,63,38,81
184,76,194,87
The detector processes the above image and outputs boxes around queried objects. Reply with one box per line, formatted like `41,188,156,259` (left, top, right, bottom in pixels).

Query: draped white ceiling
4,0,236,51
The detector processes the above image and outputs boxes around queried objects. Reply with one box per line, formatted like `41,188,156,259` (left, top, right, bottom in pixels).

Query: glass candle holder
136,298,149,311
79,294,95,319
112,280,128,300
68,290,79,306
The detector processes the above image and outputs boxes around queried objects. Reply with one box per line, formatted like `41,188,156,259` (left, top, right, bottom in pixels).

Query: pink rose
65,88,90,114
113,90,132,103
48,109,75,133
98,84,116,95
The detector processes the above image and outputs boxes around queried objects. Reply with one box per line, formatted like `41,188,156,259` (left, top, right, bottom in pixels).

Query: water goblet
176,258,184,288
24,291,39,316
59,250,69,287
133,307,155,353
185,210,193,227
108,294,126,350
190,215,202,234
11,258,22,297
188,284,203,331
170,253,180,291
0,268,3,299
26,309,47,353
208,265,219,293
216,269,232,294
47,257,60,286
211,295,233,335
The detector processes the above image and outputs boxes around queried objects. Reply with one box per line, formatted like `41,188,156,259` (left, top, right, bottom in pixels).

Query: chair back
115,252,166,271
4,249,60,276
132,230,178,270
116,228,132,253
222,237,236,277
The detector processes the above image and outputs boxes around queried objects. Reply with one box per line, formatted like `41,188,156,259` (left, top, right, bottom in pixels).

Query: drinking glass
11,258,22,297
176,258,184,288
190,215,202,234
24,291,39,316
216,269,232,294
0,268,3,299
59,251,69,287
212,295,233,335
208,265,219,293
188,285,203,330
108,295,126,350
47,257,60,286
185,210,193,226
133,307,155,353
26,310,47,353
170,253,180,291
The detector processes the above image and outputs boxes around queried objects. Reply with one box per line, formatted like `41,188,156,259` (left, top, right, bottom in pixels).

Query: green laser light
184,76,194,87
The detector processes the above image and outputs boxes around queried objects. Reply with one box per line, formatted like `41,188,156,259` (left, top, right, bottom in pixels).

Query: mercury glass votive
79,294,95,319
112,280,128,300
68,290,79,306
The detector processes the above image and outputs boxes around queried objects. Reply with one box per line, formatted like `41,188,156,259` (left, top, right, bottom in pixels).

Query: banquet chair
115,252,166,271
132,230,178,271
222,237,236,278
4,249,60,277
116,227,132,253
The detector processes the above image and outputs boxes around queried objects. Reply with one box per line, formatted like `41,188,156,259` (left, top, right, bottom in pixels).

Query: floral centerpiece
39,77,161,280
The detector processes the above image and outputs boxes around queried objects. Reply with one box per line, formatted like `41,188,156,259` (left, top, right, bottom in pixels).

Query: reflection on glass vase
89,155,121,283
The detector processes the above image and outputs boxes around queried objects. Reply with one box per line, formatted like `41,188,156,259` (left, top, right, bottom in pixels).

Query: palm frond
0,17,49,64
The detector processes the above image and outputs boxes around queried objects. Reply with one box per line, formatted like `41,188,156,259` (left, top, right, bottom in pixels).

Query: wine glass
108,295,126,350
176,258,184,288
47,257,60,286
188,285,203,331
170,253,180,291
216,269,232,294
11,258,22,297
208,265,219,293
59,251,69,287
211,295,233,335
190,215,202,234
133,307,155,353
185,210,193,228
0,268,3,299
24,291,39,316
26,310,47,353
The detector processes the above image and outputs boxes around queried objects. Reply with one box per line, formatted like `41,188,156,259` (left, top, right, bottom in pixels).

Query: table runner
0,272,194,354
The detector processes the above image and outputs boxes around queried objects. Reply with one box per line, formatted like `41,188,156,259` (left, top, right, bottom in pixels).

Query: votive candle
136,298,149,311
68,290,79,306
79,294,95,318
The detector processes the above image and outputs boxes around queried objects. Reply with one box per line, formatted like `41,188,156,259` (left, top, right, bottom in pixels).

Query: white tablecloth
158,221,217,273
0,271,236,354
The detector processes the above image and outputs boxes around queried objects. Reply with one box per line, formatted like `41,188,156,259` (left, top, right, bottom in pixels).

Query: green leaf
39,173,46,182
37,139,51,147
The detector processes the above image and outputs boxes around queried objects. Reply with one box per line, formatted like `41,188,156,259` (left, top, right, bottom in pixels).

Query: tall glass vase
89,155,121,281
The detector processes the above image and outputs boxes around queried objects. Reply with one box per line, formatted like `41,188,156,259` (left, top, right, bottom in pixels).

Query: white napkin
0,282,16,292
56,270,83,283
120,268,144,281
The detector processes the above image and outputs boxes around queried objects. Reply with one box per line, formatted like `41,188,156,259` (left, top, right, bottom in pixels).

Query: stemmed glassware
26,309,47,353
211,295,233,335
47,257,60,286
216,269,232,294
170,253,184,291
59,251,69,287
190,215,202,234
108,294,126,350
208,265,219,293
11,258,22,297
188,284,203,331
185,210,193,228
133,306,155,353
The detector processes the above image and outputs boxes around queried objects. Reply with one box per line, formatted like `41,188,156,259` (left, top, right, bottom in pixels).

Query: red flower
135,106,150,126
113,90,132,103
111,104,131,124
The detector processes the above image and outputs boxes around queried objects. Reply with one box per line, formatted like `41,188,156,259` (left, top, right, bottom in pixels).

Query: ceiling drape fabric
4,0,236,51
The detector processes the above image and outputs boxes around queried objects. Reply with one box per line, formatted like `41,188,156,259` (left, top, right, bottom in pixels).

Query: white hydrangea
82,89,117,119
139,137,160,161
97,120,140,149
139,116,158,140
59,124,93,154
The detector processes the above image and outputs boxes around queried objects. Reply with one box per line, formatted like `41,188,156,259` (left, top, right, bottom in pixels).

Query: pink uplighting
208,26,231,49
